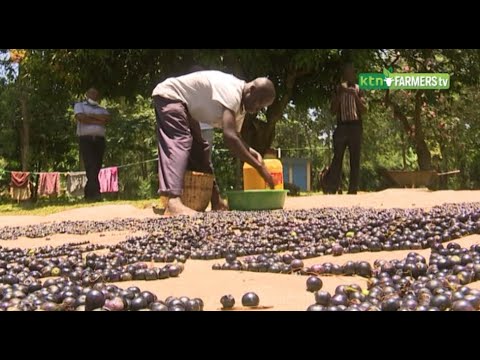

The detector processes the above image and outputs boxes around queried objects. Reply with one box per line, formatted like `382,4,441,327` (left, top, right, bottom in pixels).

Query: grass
0,197,160,216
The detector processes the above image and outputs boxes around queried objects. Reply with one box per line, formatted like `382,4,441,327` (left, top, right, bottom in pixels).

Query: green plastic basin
226,190,289,211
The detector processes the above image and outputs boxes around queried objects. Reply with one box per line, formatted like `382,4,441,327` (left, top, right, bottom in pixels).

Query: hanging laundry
98,167,119,193
66,171,87,197
11,171,29,187
10,172,31,201
38,172,61,196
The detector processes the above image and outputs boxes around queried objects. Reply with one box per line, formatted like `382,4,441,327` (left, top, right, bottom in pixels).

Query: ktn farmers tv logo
359,67,450,90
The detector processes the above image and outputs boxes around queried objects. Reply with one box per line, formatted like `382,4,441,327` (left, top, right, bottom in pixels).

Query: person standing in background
322,63,367,195
74,88,111,201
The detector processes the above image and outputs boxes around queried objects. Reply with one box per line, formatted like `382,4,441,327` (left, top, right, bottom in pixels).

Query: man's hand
249,147,263,164
88,113,111,123
75,113,106,125
258,165,275,189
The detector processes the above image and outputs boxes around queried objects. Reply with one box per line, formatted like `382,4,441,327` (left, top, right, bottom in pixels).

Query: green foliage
0,157,7,191
98,95,159,199
272,104,333,190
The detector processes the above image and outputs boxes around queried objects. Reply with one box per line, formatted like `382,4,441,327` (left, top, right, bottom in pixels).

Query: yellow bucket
243,159,284,190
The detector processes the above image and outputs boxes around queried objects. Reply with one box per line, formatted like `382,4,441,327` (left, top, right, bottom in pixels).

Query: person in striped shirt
322,63,367,195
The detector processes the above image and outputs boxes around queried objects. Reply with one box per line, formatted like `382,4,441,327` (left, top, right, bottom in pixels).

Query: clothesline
0,157,160,175
1,147,327,174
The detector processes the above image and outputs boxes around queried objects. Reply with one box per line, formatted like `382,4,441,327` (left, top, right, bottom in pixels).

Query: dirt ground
1,188,480,311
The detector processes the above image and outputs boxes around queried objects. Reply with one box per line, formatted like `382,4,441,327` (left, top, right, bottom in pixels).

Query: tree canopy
1,49,479,199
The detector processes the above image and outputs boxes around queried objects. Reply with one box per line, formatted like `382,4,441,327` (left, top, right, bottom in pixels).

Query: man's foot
211,197,228,211
347,191,357,195
166,197,198,216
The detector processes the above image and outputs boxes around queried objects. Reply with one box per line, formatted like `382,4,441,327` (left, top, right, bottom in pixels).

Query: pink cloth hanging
98,167,119,193
38,172,61,196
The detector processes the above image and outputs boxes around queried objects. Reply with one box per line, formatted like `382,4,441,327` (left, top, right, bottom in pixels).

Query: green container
226,190,289,211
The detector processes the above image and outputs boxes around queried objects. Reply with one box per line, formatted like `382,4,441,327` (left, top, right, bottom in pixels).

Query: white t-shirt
152,70,246,132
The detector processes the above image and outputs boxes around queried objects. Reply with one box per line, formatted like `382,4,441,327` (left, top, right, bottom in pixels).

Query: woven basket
180,171,214,211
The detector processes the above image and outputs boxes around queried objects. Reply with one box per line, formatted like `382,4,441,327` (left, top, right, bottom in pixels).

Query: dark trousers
153,96,213,197
79,135,105,199
325,123,362,194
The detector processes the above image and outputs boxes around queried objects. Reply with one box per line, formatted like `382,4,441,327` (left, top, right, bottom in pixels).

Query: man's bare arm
354,91,367,114
222,108,274,188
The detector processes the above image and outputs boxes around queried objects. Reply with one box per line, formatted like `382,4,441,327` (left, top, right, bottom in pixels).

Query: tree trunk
19,94,30,172
438,144,448,189
401,132,407,169
16,62,31,173
413,91,431,170
32,161,40,202
386,90,431,171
